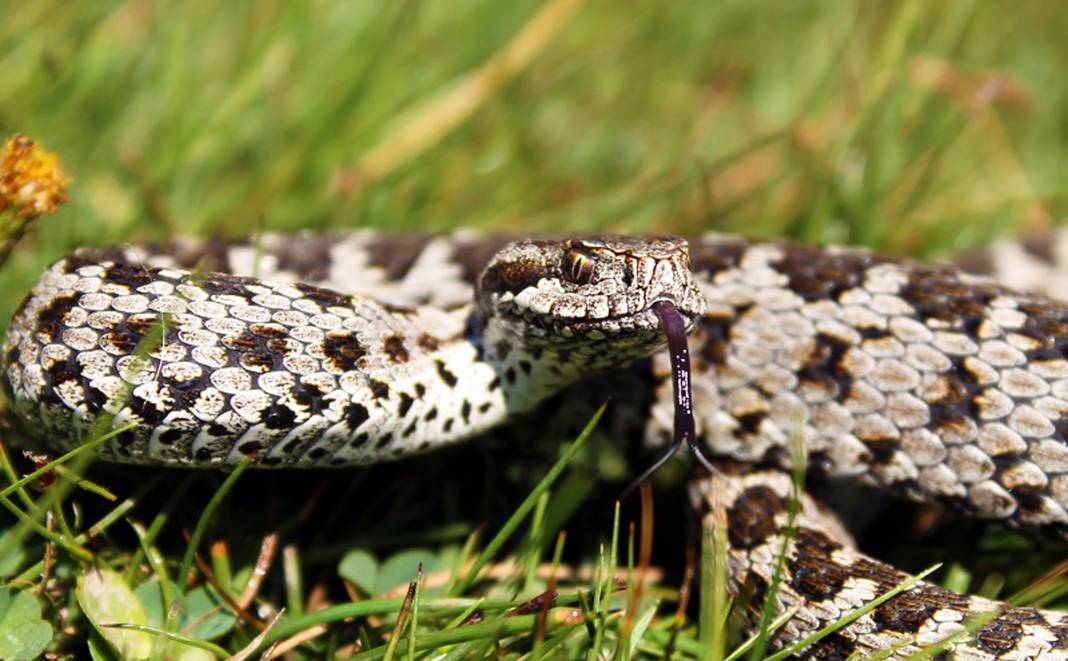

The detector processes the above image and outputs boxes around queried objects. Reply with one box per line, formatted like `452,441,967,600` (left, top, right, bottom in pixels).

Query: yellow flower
0,134,70,218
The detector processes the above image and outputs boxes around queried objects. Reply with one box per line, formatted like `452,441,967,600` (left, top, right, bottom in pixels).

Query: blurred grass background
5,1,1068,656
4,0,1067,325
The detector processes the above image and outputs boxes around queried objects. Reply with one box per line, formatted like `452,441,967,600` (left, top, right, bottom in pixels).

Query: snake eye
562,250,594,285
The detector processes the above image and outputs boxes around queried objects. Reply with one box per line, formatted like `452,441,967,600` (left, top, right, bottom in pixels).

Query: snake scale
8,230,1068,658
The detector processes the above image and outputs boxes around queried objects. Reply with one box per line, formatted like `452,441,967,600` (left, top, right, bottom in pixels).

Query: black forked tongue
620,301,717,500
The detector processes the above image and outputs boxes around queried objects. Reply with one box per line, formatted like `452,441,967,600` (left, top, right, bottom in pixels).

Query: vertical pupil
569,254,588,282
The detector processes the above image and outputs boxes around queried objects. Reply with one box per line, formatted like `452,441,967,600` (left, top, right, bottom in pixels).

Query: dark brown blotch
495,339,512,360
128,393,168,426
725,485,786,548
451,236,516,284
436,360,458,387
369,380,390,399
696,310,739,367
381,301,417,315
322,331,367,372
797,332,854,401
237,441,262,456
787,528,850,600
292,381,326,413
365,234,433,281
164,237,233,272
479,257,549,297
158,428,184,445
688,236,751,277
776,244,873,302
272,235,334,281
345,402,370,429
735,411,767,435
805,632,859,660
250,323,288,339
266,338,291,354
294,282,353,309
264,403,297,429
953,248,995,276
196,273,256,298
1008,485,1048,516
102,329,141,354
384,335,410,363
85,384,112,414
417,333,440,351
240,350,275,372
116,429,137,447
103,262,154,288
975,614,1026,655
36,293,80,341
374,432,394,450
1022,234,1058,265
900,268,998,328
223,332,258,351
926,367,982,438
126,315,159,337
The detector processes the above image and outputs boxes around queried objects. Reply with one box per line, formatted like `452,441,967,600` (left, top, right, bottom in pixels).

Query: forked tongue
621,301,716,499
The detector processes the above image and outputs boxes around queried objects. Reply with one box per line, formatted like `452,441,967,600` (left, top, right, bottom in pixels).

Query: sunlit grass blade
762,564,941,661
453,403,605,595
176,457,252,589
102,622,230,658
747,428,807,660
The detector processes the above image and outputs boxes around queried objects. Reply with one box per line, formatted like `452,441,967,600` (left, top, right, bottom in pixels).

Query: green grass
3,1,1068,658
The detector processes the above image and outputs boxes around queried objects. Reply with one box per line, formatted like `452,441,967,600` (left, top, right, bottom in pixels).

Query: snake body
694,469,1068,660
8,230,1068,658
2,235,703,466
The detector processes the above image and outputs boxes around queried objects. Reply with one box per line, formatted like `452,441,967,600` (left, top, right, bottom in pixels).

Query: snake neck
470,308,669,416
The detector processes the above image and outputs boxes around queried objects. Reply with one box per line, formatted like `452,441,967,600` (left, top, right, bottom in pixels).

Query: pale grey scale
632,232,1068,536
955,227,1068,302
692,471,1068,660
2,254,504,467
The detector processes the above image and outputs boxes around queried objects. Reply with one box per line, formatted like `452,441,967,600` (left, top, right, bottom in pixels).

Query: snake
7,230,1068,658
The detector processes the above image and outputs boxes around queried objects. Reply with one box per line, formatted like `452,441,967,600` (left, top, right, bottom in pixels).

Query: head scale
476,235,706,352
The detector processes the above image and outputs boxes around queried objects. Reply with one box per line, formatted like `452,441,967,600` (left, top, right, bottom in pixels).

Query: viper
7,230,1068,658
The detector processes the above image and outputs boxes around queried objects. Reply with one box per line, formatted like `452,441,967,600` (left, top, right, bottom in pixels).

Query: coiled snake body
8,230,1068,658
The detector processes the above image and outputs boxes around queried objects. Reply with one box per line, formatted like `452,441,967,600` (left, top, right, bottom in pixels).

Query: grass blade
453,404,605,595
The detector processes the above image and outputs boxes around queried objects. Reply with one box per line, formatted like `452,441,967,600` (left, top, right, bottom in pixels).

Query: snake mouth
501,299,698,339
646,297,701,330
492,286,705,343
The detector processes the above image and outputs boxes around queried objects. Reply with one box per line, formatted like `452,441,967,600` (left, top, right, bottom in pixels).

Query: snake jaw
477,235,705,353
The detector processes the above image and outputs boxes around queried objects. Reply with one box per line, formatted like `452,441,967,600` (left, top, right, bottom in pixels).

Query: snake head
477,235,706,351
